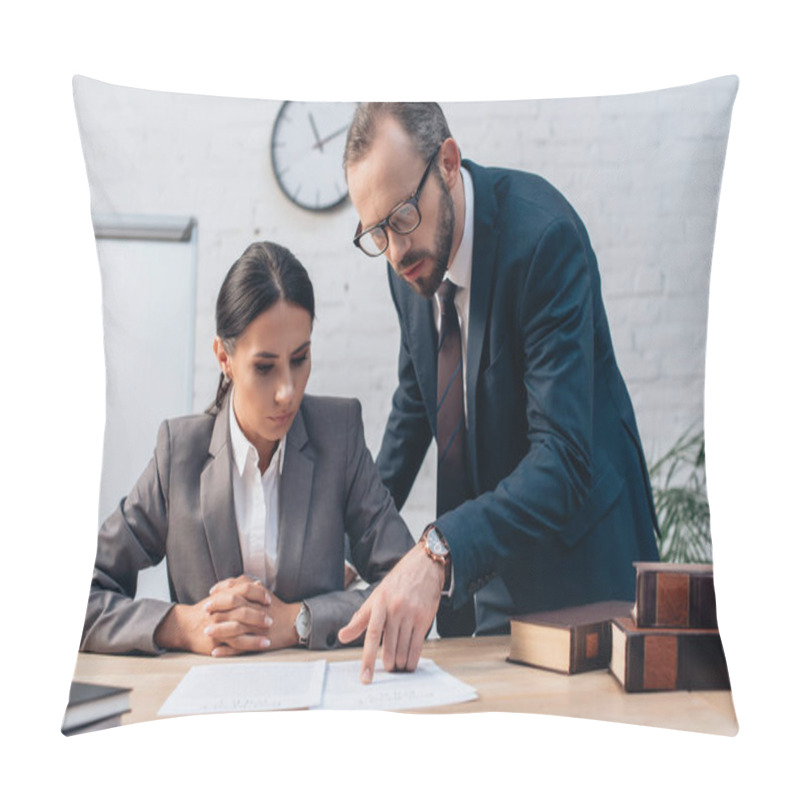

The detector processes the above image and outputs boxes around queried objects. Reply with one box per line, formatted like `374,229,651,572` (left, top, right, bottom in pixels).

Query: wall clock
270,101,357,212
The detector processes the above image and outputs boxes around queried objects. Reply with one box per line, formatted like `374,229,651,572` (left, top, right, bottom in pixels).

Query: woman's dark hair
211,241,315,410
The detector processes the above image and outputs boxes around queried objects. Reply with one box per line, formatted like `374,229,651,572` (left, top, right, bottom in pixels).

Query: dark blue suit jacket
376,160,659,617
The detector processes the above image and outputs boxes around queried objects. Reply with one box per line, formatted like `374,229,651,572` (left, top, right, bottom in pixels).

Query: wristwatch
294,601,311,647
421,525,452,588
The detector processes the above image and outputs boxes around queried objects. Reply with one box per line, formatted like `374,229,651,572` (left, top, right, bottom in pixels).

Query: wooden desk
73,635,738,736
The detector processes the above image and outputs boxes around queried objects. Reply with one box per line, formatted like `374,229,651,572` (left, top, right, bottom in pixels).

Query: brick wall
74,77,733,536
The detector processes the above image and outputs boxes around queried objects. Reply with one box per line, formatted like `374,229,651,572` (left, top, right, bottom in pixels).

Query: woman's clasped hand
155,574,302,656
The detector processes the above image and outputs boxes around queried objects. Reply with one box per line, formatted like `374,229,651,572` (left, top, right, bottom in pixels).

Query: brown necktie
435,279,475,636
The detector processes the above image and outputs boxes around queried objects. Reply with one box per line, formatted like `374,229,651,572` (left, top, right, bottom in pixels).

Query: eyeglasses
352,145,441,257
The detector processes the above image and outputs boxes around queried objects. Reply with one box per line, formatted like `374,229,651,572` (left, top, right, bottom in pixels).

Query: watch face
296,603,311,638
426,529,447,557
270,101,357,212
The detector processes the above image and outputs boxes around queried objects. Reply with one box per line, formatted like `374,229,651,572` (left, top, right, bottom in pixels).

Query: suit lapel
275,404,314,598
410,298,438,430
199,395,244,582
464,160,500,490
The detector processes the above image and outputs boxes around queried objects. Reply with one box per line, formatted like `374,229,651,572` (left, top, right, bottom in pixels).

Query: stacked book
508,562,731,692
61,681,131,736
611,562,730,692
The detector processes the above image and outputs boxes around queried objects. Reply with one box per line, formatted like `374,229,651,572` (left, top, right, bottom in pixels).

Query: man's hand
337,543,444,684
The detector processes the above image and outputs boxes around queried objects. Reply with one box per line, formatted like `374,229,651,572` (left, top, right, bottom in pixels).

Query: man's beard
399,174,455,298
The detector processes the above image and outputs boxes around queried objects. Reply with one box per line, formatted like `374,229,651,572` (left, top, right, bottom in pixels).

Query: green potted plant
648,426,711,563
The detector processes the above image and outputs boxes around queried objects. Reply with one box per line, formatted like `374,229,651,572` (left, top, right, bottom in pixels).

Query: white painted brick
76,77,733,469
616,350,661,383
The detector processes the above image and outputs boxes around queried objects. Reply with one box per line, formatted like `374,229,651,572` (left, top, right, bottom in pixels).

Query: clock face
270,101,358,212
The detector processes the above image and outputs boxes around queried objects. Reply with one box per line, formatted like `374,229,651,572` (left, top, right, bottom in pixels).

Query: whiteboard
94,215,197,601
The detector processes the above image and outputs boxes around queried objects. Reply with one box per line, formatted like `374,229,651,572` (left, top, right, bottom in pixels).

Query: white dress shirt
228,389,285,590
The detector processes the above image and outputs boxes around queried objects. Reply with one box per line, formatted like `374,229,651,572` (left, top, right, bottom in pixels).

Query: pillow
70,75,738,732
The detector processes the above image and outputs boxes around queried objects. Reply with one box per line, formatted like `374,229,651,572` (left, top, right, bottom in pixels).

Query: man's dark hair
344,102,452,168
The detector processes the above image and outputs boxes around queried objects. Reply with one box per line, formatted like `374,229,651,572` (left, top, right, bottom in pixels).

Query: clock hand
308,113,323,151
313,123,350,151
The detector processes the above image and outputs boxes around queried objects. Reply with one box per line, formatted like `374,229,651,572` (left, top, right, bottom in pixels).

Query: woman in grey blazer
81,242,414,656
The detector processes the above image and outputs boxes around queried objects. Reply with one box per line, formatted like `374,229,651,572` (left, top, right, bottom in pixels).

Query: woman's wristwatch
294,601,311,647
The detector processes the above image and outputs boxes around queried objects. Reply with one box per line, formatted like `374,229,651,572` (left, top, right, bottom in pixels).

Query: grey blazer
81,394,414,654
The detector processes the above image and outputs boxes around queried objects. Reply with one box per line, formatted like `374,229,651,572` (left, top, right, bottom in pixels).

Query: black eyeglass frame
352,144,442,257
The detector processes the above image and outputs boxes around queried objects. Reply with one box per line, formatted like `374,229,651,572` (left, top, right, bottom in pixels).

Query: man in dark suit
338,103,659,683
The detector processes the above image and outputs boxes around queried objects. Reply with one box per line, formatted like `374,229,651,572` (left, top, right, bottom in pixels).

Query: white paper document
157,660,327,716
157,658,477,716
318,658,478,711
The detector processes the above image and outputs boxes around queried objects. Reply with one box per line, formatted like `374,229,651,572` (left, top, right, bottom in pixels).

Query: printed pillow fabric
71,75,738,731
